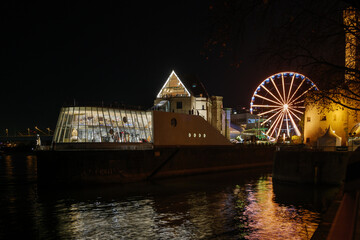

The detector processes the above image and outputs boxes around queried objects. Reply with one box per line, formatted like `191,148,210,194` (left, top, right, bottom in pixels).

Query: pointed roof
178,72,210,98
156,70,210,99
320,125,341,139
156,70,191,98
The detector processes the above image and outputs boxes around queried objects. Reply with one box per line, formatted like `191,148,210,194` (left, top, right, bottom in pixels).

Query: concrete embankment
36,145,275,184
310,151,360,240
273,150,349,185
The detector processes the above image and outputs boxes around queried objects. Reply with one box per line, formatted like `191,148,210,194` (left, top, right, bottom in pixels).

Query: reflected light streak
238,176,319,240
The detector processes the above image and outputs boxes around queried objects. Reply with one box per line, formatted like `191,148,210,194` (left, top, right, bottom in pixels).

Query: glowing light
156,70,191,98
270,77,285,103
260,85,283,104
250,72,318,140
255,93,283,106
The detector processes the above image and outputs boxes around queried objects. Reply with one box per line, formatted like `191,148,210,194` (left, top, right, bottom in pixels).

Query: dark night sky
0,1,324,134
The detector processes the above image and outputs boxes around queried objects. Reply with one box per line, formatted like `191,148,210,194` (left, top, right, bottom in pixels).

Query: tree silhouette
207,0,360,111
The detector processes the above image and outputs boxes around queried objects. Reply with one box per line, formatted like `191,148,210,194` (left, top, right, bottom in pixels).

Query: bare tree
207,0,360,111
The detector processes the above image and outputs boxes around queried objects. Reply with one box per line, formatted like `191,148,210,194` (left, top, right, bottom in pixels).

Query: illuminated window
176,101,182,109
193,133,196,137
188,133,191,137
203,133,206,138
199,133,201,137
53,107,153,144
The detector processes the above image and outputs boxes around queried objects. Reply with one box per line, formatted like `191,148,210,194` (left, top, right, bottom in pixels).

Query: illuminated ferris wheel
250,72,318,141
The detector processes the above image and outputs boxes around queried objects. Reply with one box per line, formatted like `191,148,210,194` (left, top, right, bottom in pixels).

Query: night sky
1,1,344,134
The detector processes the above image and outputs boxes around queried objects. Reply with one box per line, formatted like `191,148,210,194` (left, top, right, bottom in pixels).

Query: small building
230,109,268,141
303,104,349,146
154,70,230,138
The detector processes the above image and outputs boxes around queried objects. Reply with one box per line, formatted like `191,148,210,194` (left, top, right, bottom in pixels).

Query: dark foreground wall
37,145,275,184
273,151,349,185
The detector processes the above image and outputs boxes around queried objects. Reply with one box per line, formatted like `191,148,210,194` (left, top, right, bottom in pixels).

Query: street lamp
349,132,356,151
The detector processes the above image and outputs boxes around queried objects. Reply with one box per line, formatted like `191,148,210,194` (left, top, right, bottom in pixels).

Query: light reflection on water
0,154,339,239
237,178,320,240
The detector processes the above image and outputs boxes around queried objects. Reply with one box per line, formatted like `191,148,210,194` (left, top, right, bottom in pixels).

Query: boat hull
36,145,275,184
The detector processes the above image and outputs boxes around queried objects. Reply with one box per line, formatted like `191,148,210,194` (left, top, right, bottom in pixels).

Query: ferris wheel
250,72,318,141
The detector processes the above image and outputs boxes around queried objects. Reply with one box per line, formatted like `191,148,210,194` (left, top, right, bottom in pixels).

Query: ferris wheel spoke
289,110,301,121
265,113,281,136
288,109,304,115
251,72,318,140
285,112,290,137
287,74,296,103
275,112,285,139
288,109,302,121
287,78,306,103
281,74,286,102
291,100,305,105
270,78,285,103
287,111,301,136
270,112,284,139
260,85,284,104
289,85,316,105
257,106,283,116
291,106,305,110
252,104,282,108
254,94,283,106
261,109,283,126
266,110,283,137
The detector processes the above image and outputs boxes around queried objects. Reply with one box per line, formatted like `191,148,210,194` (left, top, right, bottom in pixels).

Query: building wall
303,103,359,146
152,111,231,146
211,96,224,134
224,108,232,139
195,97,210,120
231,113,260,129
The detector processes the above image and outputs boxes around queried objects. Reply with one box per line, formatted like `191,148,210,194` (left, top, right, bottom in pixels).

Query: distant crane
35,126,52,135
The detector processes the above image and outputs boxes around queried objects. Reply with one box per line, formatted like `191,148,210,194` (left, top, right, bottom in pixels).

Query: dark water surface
0,153,339,239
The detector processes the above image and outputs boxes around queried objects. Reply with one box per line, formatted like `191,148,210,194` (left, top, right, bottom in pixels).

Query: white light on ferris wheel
250,72,318,141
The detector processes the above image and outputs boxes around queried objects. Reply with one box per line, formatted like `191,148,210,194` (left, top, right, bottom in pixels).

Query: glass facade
53,107,153,143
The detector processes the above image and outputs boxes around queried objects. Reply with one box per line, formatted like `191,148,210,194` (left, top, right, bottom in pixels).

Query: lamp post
349,132,355,151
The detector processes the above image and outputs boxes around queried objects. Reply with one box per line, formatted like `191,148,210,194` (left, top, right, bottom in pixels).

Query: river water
0,153,339,239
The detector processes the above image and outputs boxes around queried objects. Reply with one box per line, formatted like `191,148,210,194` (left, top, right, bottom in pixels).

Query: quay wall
273,151,350,185
36,145,275,184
